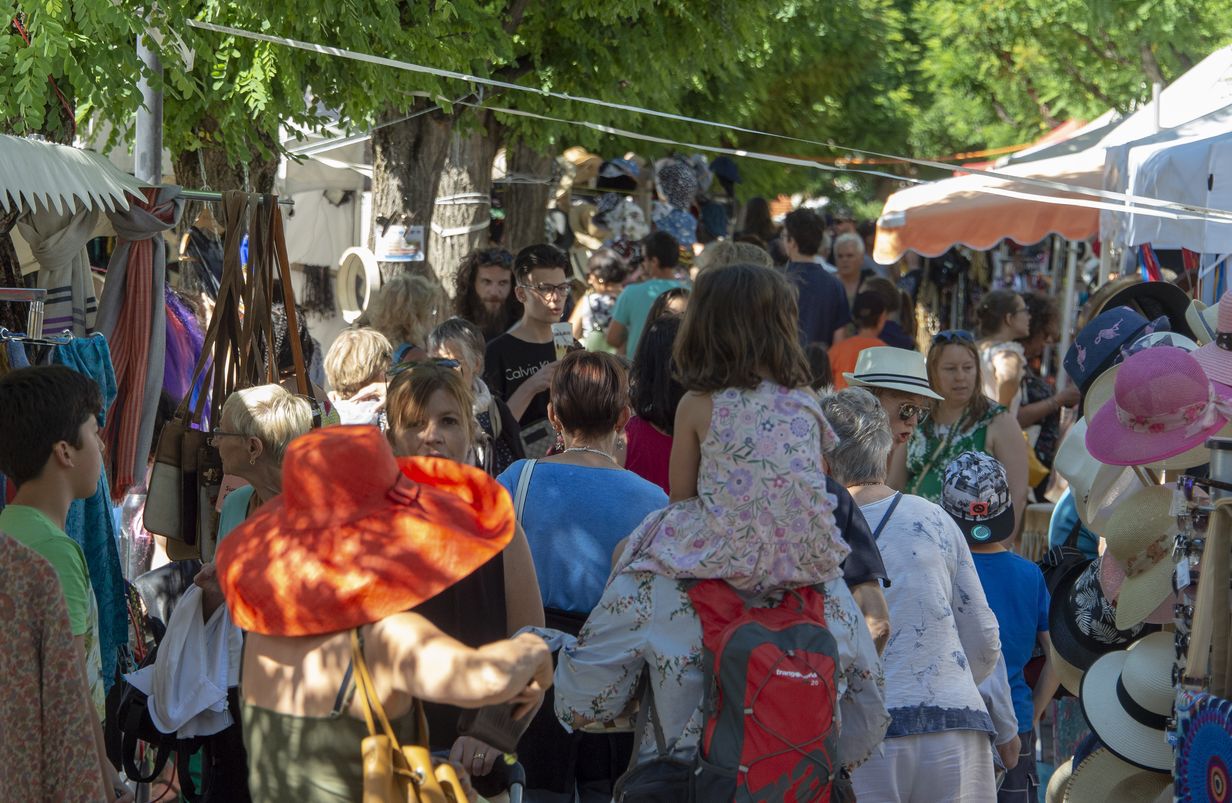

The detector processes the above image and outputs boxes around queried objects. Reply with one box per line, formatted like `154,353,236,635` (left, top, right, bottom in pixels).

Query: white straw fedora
1064,747,1172,802
1080,632,1175,771
337,246,381,324
1188,299,1218,346
843,346,944,400
1053,418,1134,530
1101,485,1178,630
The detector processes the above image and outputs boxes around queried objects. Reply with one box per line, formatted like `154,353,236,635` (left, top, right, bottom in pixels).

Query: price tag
1175,556,1192,591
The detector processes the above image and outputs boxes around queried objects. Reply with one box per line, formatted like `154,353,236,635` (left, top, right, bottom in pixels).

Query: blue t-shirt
497,460,667,613
972,551,1050,733
1047,488,1100,559
610,278,686,358
785,261,852,347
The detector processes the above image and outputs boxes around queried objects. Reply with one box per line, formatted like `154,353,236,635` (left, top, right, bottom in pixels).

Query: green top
610,277,687,358
904,403,1006,502
242,701,420,803
0,504,104,716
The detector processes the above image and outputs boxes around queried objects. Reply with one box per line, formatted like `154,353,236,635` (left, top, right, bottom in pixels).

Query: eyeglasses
932,329,975,346
387,358,461,381
897,402,930,423
518,282,572,300
208,429,246,448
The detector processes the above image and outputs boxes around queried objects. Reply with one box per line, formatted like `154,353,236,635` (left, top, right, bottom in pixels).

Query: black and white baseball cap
941,451,1016,545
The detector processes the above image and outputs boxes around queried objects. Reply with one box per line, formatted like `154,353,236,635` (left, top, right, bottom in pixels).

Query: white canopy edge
0,134,144,215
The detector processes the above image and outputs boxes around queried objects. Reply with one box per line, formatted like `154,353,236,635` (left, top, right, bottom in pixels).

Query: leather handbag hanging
146,192,311,558
350,630,465,803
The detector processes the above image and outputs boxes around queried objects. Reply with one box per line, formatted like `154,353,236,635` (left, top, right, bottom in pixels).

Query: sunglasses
897,402,930,424
932,329,975,346
518,281,572,300
387,357,461,381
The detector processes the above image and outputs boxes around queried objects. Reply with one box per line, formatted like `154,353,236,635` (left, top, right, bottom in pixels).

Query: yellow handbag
350,630,466,803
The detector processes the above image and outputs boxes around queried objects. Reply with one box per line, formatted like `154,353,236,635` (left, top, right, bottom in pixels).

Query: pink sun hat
1193,290,1232,386
1086,346,1232,466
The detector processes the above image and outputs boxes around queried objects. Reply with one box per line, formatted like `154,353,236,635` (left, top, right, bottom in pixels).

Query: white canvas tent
1101,107,1232,254
875,44,1232,263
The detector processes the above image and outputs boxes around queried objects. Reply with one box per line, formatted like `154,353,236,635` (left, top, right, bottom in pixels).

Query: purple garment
163,288,205,405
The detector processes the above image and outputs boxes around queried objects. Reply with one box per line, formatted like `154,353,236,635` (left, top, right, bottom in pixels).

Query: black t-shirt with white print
483,333,555,426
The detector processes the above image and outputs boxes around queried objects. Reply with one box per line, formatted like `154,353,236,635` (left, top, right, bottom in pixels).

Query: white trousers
852,729,996,803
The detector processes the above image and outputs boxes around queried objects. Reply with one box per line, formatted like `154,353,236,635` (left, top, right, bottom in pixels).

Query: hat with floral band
1099,485,1179,630
1080,631,1176,772
1194,289,1232,387
941,451,1015,545
1064,306,1168,394
1099,552,1180,627
216,425,516,637
1082,330,1200,422
1085,346,1232,466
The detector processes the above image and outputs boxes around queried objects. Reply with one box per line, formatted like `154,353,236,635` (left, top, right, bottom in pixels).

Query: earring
249,456,257,466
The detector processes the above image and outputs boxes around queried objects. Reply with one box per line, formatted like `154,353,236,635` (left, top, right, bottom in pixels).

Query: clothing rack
0,287,46,340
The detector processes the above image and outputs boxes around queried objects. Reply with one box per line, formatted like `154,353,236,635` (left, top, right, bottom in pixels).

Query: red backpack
687,579,843,802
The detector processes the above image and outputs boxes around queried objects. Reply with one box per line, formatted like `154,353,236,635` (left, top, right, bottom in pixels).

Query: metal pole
1056,240,1080,392
135,28,163,185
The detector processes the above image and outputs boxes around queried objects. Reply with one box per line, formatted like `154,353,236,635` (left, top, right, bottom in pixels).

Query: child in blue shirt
941,451,1059,803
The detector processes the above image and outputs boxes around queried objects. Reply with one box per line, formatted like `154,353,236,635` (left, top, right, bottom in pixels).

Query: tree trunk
171,118,280,193
370,102,454,282
428,111,499,297
503,138,554,254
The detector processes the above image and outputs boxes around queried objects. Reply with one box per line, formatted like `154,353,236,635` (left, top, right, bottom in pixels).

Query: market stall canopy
1102,106,1232,253
875,43,1232,264
0,134,143,215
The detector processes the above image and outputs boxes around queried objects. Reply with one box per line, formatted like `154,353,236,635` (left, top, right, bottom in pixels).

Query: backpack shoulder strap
512,459,537,526
624,668,671,775
871,492,904,542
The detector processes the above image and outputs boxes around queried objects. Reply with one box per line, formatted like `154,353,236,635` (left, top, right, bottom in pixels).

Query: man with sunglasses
843,345,943,451
484,244,572,431
606,231,686,358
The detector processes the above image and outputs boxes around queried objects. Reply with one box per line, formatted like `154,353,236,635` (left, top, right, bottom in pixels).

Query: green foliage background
3,0,1231,207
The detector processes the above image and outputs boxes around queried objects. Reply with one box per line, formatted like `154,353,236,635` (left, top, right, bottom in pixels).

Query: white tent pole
1057,240,1080,392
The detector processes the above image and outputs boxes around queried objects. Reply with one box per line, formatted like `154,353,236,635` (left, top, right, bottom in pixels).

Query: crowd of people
1,153,1179,803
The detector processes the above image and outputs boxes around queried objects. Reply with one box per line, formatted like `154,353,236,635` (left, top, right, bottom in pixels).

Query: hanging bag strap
871,492,904,542
268,195,310,396
513,459,538,525
622,669,671,776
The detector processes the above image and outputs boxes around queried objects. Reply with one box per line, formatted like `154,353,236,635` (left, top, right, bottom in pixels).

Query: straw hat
1080,632,1175,771
843,346,944,400
1194,289,1232,387
216,426,516,637
1188,298,1218,346
336,246,380,324
1052,418,1134,530
1083,331,1228,471
1099,550,1181,627
1045,758,1074,803
1050,640,1086,697
1086,346,1232,467
1100,485,1178,629
1065,747,1172,802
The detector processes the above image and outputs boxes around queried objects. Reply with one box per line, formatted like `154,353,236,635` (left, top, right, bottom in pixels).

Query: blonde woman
362,272,447,364
324,328,394,425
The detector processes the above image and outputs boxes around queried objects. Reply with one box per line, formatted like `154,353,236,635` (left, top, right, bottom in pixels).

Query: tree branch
1140,43,1165,85
502,0,531,35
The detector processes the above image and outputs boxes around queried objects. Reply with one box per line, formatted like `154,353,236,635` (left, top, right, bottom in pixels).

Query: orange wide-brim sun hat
215,425,515,637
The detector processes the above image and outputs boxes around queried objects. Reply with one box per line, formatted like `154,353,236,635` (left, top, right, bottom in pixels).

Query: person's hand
193,564,225,612
529,361,559,393
996,735,1021,771
449,735,500,778
349,381,388,411
1055,384,1081,409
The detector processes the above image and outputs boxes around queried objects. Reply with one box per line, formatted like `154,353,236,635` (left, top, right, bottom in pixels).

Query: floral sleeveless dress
618,381,848,592
905,402,1007,502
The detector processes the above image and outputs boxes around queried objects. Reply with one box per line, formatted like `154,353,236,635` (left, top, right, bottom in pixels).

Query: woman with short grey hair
821,387,1003,802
